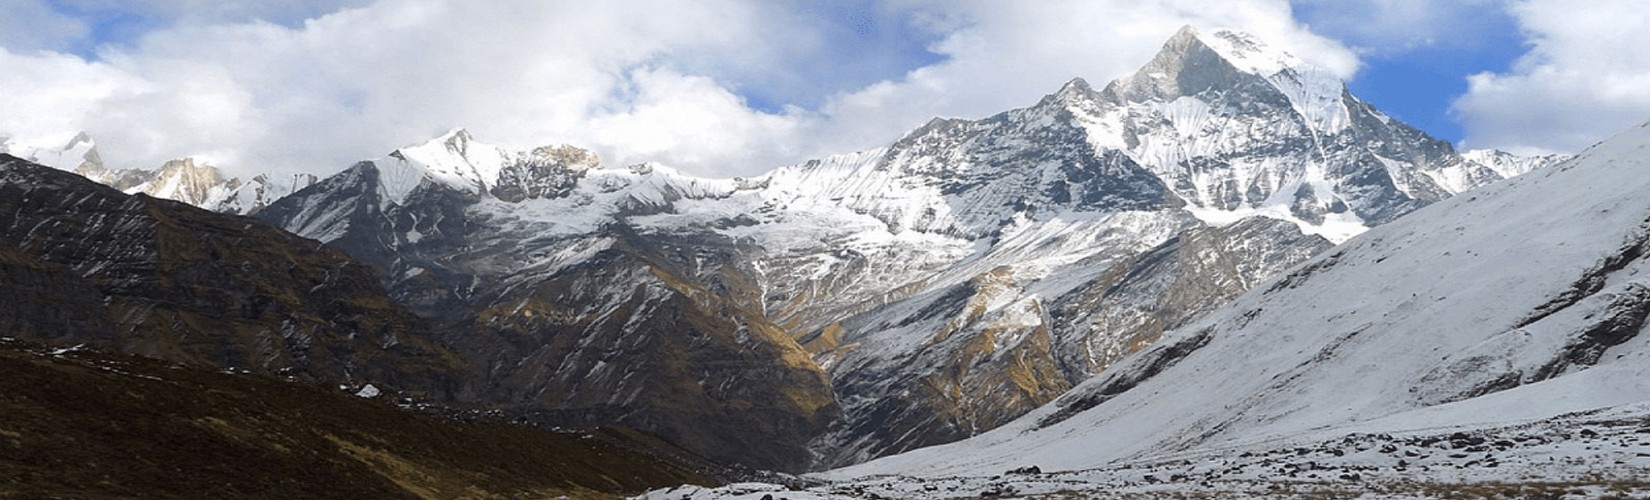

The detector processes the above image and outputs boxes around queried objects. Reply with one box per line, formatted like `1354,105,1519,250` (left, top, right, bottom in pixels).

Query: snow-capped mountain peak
1038,77,1097,109
379,128,508,203
1197,27,1308,77
131,157,238,205
1105,26,1245,103
0,130,104,173
1104,25,1349,135
210,172,320,215
1462,148,1569,179
374,129,613,206
1027,26,1576,243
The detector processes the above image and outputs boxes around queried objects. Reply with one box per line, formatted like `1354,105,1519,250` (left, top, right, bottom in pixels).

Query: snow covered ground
645,409,1650,498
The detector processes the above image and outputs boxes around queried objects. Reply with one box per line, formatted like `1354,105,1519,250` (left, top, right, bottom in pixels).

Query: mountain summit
1015,26,1527,241
1107,26,1350,134
377,128,606,206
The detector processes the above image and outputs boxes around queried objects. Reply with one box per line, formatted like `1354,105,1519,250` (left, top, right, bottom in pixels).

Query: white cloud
1452,0,1650,154
587,67,805,170
0,0,1359,178
4,0,810,175
0,47,140,144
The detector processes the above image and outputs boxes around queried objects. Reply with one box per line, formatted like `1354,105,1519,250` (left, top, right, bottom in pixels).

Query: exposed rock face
1046,216,1333,377
804,216,1331,468
0,155,461,396
455,238,837,472
832,109,1182,239
126,157,241,207
0,238,115,344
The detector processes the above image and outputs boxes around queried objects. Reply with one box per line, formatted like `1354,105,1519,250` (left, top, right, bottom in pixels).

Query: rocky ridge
0,154,460,396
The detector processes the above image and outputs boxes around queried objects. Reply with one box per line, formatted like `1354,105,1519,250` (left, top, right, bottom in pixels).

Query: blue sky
1293,0,1524,145
1308,5,1529,143
729,1,949,114
1,1,1646,177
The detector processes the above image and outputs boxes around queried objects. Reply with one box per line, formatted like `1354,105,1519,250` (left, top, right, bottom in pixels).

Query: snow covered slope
207,172,320,215
826,119,1650,488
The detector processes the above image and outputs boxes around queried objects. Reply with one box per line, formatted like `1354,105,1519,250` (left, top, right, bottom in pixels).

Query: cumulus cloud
0,47,142,143
0,0,1359,178
1452,0,1650,154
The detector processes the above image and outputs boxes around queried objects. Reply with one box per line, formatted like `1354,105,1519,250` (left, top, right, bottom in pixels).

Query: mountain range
0,132,316,214
248,26,1557,471
1,24,1579,483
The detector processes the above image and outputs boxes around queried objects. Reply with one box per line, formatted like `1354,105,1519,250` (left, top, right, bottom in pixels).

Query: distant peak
1036,77,1099,111
1104,26,1246,102
1167,24,1202,46
1103,25,1348,125
1161,25,1214,57
159,157,207,169
1058,77,1093,95
1132,26,1311,81
64,131,95,149
397,128,482,160
156,157,227,180
440,128,473,152
530,144,601,170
